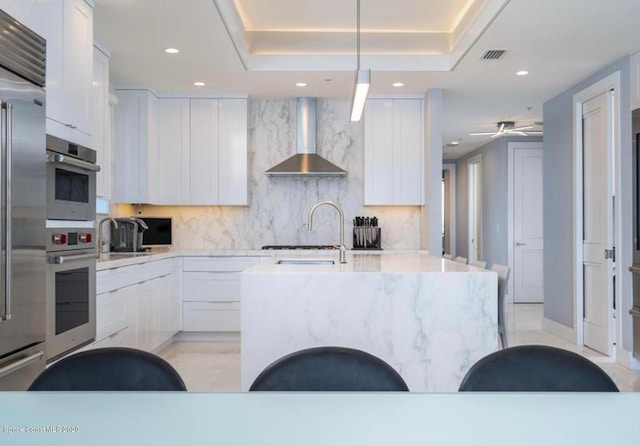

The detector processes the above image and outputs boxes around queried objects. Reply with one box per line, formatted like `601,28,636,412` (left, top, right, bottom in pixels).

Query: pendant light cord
356,0,360,71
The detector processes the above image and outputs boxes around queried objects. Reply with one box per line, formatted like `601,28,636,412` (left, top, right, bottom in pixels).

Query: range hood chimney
265,98,347,176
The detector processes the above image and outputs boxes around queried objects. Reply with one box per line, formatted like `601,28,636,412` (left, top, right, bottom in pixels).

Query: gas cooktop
261,245,338,250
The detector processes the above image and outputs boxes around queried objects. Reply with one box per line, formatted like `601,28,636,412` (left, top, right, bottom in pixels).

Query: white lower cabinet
183,302,241,332
182,256,260,332
94,258,180,352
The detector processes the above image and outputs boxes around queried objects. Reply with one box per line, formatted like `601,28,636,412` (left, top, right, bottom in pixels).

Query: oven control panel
47,228,96,252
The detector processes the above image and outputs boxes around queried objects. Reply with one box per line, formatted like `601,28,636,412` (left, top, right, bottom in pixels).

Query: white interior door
582,91,615,356
513,147,544,303
468,155,482,262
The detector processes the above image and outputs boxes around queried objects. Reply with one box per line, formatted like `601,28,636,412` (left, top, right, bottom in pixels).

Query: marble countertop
245,251,486,274
96,249,269,270
241,251,496,391
96,249,433,271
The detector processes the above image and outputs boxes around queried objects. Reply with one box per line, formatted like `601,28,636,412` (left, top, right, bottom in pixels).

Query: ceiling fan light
350,69,370,122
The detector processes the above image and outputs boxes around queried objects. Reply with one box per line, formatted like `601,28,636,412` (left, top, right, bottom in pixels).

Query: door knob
515,242,527,247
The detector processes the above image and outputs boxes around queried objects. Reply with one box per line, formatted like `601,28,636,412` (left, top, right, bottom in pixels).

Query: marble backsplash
116,99,420,250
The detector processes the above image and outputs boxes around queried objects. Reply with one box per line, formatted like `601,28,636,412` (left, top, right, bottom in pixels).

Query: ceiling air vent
481,49,506,60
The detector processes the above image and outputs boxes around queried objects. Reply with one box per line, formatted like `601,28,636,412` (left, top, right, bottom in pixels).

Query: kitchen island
241,252,497,392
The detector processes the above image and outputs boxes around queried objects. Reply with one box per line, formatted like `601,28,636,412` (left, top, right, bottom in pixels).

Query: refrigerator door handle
4,103,11,321
0,351,44,380
0,101,5,321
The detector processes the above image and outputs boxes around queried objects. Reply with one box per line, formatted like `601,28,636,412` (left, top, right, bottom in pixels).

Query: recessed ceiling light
164,48,179,54
295,82,307,87
516,70,529,76
193,81,205,87
392,82,404,87
450,141,459,145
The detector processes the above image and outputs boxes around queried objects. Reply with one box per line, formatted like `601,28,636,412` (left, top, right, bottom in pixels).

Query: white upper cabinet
34,0,94,145
218,99,248,205
115,94,247,205
631,50,640,111
158,98,190,205
93,43,110,199
156,97,247,206
190,99,220,205
364,98,423,205
114,89,159,204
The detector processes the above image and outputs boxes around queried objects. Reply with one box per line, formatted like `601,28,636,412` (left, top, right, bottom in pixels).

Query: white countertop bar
1,393,637,446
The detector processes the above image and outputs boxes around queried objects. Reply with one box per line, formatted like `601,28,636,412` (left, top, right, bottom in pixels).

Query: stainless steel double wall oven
45,136,99,362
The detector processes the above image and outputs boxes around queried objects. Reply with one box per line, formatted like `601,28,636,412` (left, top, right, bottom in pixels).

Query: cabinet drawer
97,258,175,294
97,263,142,294
182,256,259,272
144,258,175,278
96,290,129,342
91,326,135,349
182,272,240,302
182,301,240,332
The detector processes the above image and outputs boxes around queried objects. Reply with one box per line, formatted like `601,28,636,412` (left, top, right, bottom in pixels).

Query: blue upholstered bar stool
249,346,409,391
28,347,187,391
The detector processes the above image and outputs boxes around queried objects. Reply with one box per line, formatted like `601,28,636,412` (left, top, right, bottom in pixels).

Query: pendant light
349,0,370,122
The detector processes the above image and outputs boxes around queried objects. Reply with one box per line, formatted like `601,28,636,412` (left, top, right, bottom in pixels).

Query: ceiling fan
470,121,543,138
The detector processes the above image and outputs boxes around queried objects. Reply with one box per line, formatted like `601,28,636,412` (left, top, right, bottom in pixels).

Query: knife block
353,227,382,250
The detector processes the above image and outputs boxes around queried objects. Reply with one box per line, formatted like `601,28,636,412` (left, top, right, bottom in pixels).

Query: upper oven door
46,150,97,221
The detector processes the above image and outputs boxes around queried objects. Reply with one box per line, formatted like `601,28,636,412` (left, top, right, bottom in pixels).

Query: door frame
467,154,482,262
442,163,457,256
507,141,544,304
572,71,621,351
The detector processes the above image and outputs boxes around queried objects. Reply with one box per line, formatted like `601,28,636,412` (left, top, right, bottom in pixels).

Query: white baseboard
616,346,640,370
542,317,576,343
151,338,174,354
173,331,240,343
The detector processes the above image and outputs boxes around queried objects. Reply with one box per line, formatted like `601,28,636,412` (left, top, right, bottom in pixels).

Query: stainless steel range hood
265,97,347,176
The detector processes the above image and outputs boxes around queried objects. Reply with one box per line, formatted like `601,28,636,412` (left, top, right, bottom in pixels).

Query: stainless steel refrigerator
0,9,47,390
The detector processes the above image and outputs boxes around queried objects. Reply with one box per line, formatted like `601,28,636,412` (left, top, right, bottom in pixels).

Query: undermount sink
277,258,335,265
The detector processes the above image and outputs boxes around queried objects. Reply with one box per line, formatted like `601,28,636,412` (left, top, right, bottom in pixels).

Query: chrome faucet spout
307,200,347,264
128,216,148,230
98,217,119,254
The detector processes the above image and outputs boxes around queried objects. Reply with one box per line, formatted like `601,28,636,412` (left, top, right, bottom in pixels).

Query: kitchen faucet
308,200,347,264
97,217,118,254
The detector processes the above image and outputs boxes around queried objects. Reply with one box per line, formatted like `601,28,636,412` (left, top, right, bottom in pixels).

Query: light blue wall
451,136,541,269
542,56,632,350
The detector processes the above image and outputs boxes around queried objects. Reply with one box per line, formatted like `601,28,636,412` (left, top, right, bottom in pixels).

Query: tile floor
158,303,640,392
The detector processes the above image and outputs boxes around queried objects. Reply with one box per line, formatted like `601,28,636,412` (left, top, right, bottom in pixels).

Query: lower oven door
45,250,97,362
46,151,97,221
